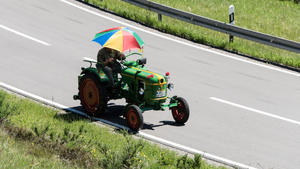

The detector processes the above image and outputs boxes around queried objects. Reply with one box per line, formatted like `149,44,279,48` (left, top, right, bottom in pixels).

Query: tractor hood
121,67,166,85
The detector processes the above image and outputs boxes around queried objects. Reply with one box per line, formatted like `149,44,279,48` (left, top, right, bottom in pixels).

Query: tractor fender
80,67,101,81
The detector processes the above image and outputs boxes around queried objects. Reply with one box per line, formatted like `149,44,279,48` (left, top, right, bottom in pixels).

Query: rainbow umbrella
92,27,144,53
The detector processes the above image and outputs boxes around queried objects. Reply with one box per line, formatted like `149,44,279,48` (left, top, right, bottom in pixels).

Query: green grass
0,128,79,169
0,89,227,169
82,0,300,69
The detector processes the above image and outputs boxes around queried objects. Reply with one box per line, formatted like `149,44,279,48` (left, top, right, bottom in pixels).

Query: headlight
139,88,144,95
138,80,145,95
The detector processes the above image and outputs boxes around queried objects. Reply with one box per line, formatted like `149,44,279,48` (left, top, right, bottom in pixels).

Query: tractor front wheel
171,97,189,124
125,105,143,131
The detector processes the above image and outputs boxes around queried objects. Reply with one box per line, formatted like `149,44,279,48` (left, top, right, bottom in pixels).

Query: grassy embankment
0,89,227,169
83,0,300,70
0,129,77,169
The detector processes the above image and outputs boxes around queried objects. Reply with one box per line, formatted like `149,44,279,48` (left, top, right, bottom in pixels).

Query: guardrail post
158,13,162,21
229,5,234,43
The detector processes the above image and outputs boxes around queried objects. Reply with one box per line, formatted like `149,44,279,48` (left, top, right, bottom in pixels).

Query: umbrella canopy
92,27,144,53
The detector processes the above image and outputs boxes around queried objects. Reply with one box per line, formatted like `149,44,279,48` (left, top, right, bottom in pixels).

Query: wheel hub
88,92,93,99
81,78,99,112
128,110,138,128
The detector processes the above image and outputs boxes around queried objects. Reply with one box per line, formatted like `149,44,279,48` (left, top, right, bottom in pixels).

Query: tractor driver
96,47,125,89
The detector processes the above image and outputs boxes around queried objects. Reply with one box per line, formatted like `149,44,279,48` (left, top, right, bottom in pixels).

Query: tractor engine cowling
121,66,168,106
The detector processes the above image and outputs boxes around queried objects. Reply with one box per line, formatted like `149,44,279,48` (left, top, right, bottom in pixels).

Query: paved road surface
1,0,300,168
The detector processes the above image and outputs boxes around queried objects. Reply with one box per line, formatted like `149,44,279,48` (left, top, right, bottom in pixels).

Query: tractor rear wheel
79,74,107,116
171,97,189,124
125,105,143,131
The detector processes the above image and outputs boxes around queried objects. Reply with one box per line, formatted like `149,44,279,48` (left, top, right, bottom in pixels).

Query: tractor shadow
54,109,88,123
143,120,185,130
56,103,182,131
55,103,127,127
98,103,127,126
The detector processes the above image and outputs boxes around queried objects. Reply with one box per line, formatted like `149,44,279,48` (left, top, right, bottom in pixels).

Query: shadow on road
55,103,127,127
55,103,178,131
143,120,184,130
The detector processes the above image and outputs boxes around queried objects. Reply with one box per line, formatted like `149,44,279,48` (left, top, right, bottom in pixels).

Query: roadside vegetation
0,128,78,169
82,0,300,70
0,89,227,169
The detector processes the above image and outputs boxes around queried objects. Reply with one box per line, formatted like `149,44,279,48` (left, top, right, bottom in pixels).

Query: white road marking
60,0,300,77
139,132,256,169
210,97,300,126
138,131,256,169
0,81,256,169
0,24,51,46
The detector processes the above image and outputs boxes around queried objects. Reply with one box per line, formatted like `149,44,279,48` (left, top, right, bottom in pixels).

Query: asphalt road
1,0,300,168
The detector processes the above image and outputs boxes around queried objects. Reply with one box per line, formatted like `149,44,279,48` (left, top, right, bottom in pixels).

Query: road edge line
0,82,256,169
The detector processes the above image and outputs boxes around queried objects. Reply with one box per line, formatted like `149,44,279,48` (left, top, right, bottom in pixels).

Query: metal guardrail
122,0,300,54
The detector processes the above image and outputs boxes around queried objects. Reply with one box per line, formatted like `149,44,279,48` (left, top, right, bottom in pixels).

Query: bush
176,154,202,169
0,91,18,120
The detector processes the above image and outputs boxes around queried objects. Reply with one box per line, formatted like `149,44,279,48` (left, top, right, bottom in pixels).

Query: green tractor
73,54,189,131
